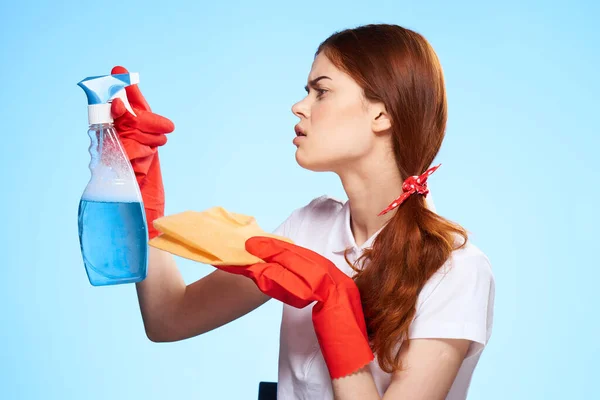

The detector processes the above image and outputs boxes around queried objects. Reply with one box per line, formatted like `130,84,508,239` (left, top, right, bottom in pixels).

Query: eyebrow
304,76,332,92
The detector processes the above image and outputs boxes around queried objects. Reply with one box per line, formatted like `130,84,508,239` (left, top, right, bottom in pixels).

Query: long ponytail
348,193,467,372
319,24,468,372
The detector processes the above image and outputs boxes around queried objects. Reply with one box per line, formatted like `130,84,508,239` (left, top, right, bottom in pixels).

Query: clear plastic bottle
77,73,148,286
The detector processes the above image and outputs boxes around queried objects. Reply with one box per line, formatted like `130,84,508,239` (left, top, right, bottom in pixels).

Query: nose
291,97,309,120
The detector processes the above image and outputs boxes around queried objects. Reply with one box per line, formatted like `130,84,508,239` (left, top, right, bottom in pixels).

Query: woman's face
291,53,381,173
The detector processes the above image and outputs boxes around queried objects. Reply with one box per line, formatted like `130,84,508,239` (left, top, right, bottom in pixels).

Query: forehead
308,53,342,81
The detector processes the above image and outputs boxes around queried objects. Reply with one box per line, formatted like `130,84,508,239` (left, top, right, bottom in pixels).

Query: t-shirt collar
328,200,387,254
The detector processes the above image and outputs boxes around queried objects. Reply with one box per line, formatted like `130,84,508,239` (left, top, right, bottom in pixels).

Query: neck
337,150,403,248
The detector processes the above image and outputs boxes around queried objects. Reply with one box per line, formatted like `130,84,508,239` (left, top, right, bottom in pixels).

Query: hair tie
377,164,441,216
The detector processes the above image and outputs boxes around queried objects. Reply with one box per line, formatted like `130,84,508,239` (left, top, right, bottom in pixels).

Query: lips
295,126,307,137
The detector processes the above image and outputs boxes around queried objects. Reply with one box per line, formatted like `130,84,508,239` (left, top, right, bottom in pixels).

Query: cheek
297,104,372,172
312,100,371,151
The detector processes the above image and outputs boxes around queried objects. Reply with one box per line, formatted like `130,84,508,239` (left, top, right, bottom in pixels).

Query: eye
315,88,328,99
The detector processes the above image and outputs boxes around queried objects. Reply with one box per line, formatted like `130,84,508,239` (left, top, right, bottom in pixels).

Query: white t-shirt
271,195,495,400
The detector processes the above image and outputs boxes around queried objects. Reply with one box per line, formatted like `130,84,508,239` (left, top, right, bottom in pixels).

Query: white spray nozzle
78,72,141,124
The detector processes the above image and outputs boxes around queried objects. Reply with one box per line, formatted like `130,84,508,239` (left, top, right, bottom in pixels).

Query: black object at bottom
258,381,277,400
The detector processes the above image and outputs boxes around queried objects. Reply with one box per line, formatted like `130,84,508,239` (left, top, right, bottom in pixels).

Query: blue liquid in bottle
78,199,148,286
78,122,149,286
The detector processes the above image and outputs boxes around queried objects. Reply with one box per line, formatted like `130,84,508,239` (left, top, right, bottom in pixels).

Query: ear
371,103,392,134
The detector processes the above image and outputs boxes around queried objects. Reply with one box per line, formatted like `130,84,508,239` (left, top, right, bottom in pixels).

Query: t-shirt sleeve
408,249,495,358
270,200,312,239
270,195,337,241
271,209,298,238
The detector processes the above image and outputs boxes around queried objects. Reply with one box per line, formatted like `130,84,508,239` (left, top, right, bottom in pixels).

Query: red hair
317,24,468,373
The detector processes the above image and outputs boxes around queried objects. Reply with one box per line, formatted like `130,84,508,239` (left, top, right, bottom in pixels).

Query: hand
110,66,175,239
215,237,374,379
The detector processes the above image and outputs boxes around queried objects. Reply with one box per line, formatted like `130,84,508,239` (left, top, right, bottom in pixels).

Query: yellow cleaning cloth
147,206,293,265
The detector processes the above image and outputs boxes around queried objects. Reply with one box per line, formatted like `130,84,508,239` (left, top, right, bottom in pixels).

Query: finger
118,129,168,147
246,237,332,271
257,263,323,306
135,112,175,134
111,65,129,75
113,107,173,141
111,97,129,120
125,83,152,112
120,138,155,160
245,237,334,294
113,102,174,136
219,262,318,308
111,65,152,112
213,264,250,276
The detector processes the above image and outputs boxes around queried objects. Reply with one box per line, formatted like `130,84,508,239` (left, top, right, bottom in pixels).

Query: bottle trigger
112,89,137,117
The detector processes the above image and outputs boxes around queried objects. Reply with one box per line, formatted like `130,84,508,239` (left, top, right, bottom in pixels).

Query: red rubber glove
110,66,175,239
216,237,375,379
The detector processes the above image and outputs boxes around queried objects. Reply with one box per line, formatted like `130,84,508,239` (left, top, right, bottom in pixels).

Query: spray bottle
77,73,148,286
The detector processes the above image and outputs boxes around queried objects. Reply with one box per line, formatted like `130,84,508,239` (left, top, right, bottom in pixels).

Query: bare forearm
135,246,271,342
332,366,381,400
135,246,187,341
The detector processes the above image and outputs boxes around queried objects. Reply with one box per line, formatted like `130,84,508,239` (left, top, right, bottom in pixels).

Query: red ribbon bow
377,164,441,216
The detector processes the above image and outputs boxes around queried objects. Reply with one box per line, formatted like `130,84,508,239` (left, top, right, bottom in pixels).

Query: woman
112,23,495,400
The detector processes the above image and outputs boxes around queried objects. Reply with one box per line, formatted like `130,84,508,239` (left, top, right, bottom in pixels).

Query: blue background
1,0,597,398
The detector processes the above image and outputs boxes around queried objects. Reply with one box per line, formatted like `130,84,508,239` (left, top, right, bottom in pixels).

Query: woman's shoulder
307,194,346,212
291,194,346,221
444,240,493,276
272,195,345,239
418,240,495,308
442,240,494,289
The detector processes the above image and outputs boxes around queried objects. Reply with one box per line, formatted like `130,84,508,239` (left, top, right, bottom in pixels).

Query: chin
295,148,336,172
